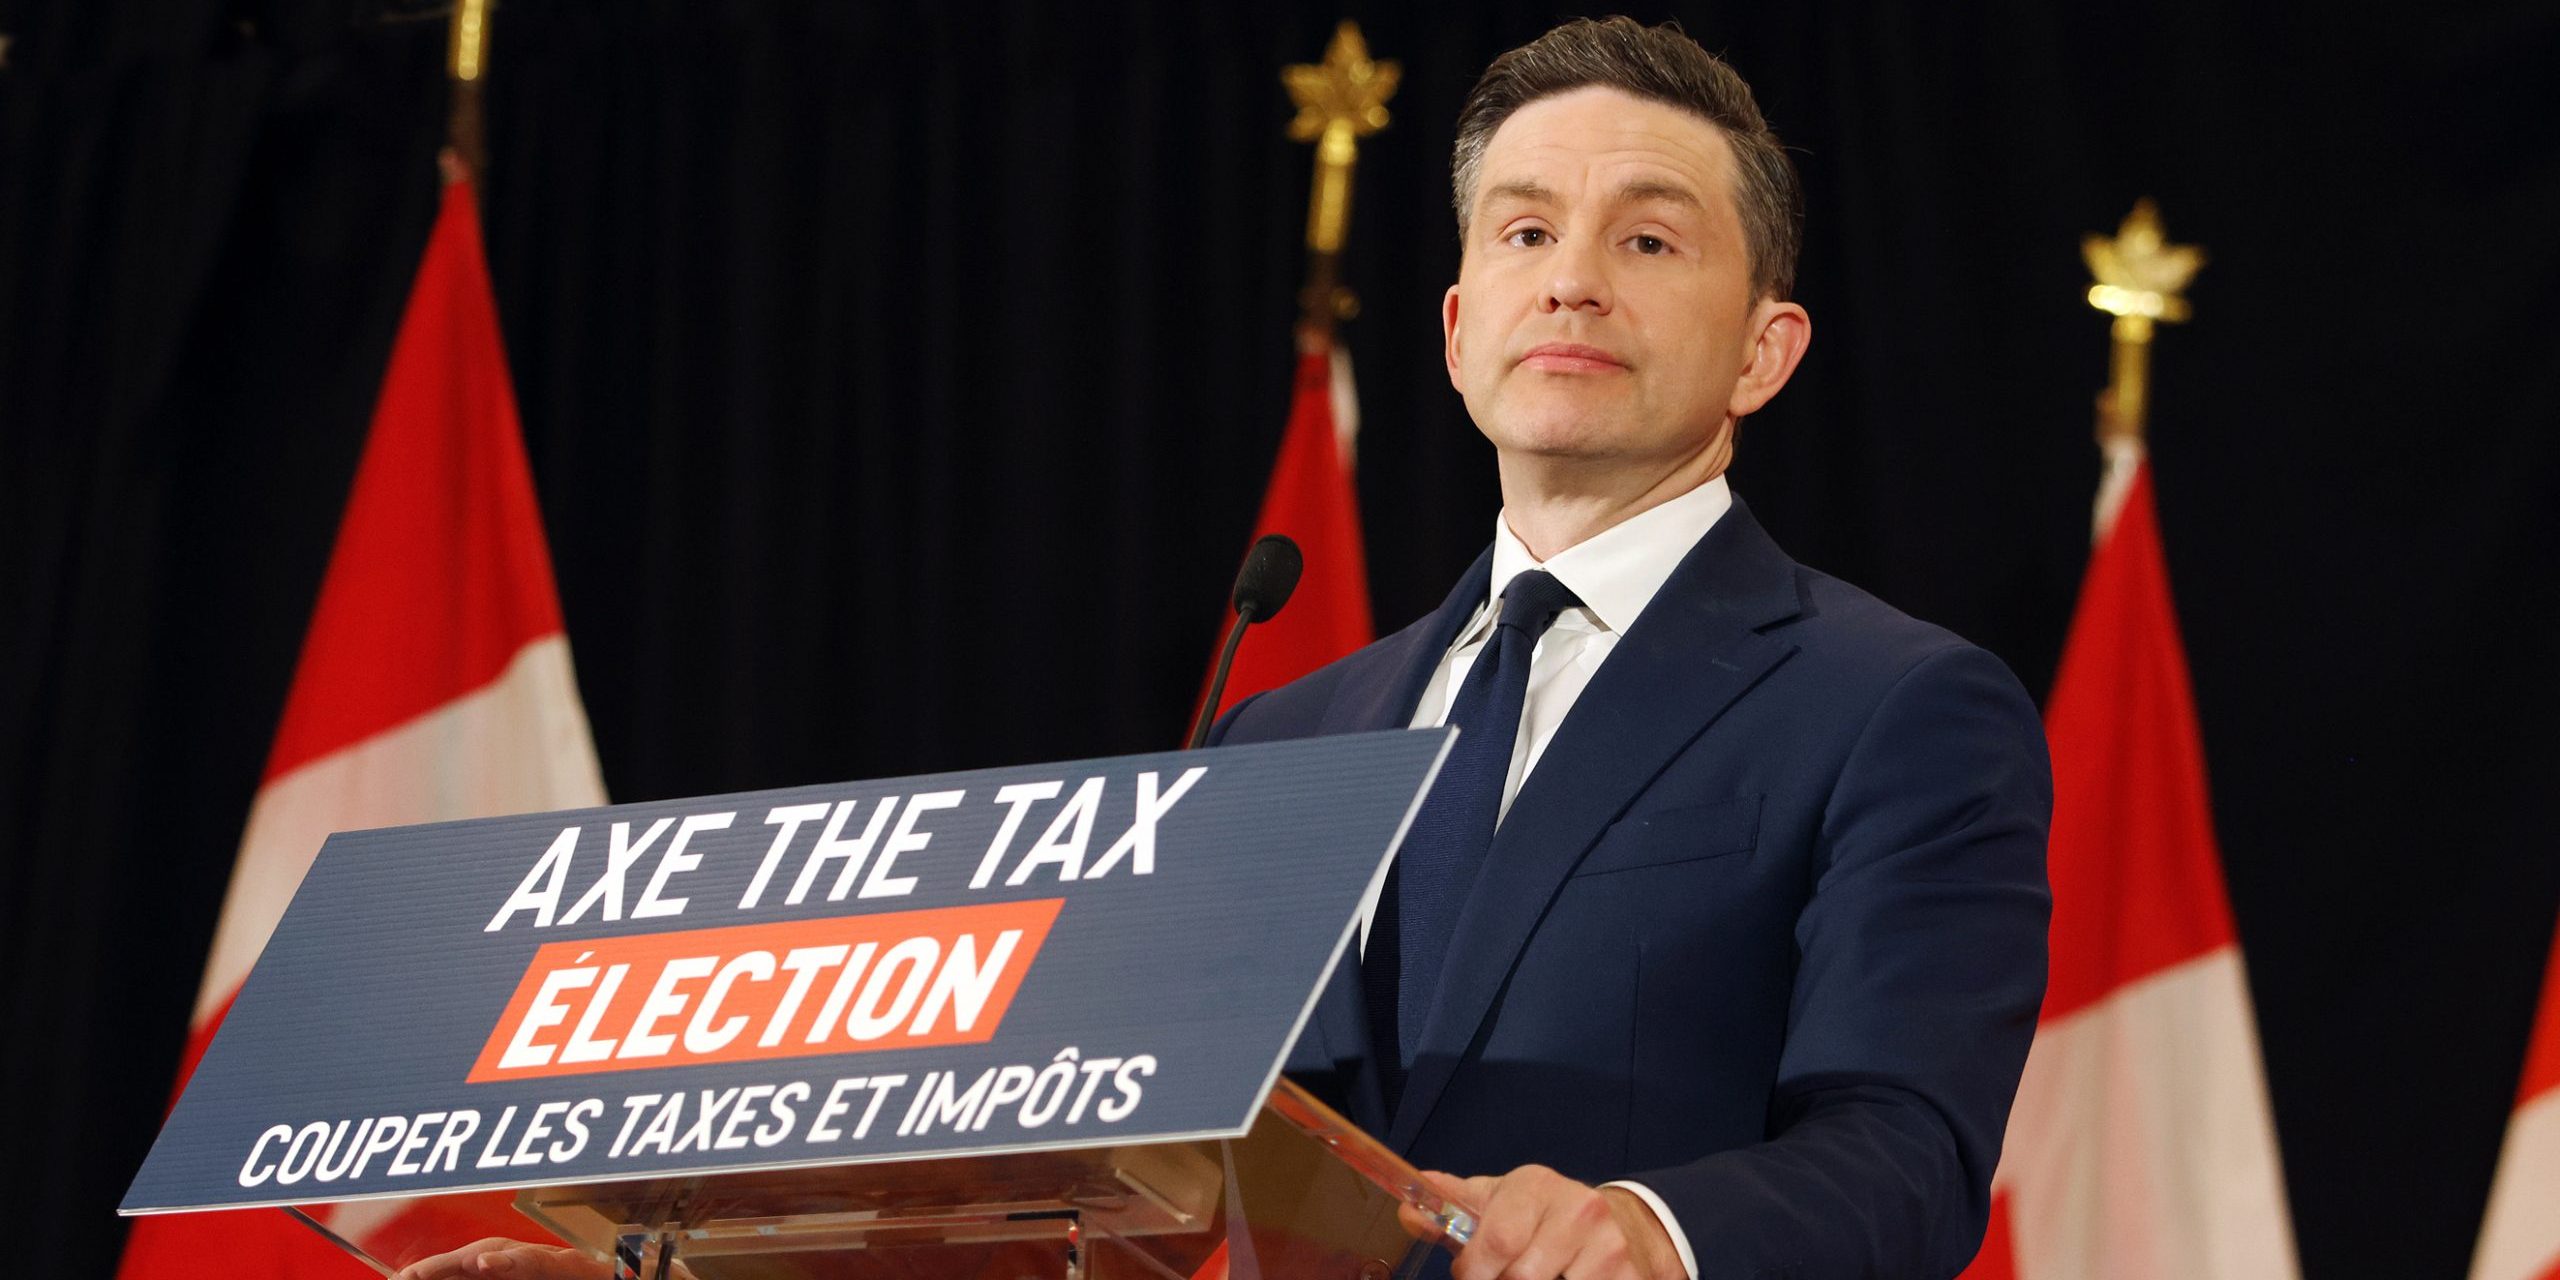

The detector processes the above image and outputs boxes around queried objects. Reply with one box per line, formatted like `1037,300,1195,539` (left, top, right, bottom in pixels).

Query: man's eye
1631,234,1668,255
1507,227,1550,247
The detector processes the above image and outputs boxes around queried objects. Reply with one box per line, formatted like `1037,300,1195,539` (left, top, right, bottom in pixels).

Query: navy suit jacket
1209,497,2051,1280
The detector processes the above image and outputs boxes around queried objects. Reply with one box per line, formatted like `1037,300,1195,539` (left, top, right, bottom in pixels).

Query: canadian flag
1206,327,1373,710
2471,922,2560,1280
114,168,606,1276
1961,447,2299,1279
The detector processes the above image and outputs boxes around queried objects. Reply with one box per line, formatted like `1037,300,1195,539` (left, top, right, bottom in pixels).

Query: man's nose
1541,240,1612,313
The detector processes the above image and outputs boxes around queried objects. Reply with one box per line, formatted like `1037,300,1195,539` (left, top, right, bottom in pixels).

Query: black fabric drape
6,3,2557,1277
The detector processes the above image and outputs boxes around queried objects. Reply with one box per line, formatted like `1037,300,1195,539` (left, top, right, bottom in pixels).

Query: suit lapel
1320,549,1491,736
1389,499,1808,1149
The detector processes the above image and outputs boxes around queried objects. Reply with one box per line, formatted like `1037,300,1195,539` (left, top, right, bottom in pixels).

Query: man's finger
1405,1169,1493,1253
1420,1169,1495,1210
391,1236,519,1280
1486,1174,1596,1280
1453,1170,1564,1280
389,1240,610,1280
478,1246,616,1280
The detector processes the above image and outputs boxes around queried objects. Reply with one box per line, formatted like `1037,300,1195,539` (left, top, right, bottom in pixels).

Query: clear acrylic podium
297,1080,1473,1280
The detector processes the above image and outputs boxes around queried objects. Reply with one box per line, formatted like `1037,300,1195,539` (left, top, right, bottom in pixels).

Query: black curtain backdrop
6,2,2557,1277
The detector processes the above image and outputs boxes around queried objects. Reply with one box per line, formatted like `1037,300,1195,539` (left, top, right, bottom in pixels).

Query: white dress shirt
1366,474,1732,1280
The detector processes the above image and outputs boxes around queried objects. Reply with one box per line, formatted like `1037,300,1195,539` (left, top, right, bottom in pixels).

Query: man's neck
1495,440,1732,561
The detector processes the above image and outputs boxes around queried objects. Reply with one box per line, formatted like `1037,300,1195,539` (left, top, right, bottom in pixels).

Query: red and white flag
115,169,606,1277
1205,327,1373,709
1961,448,2299,1279
2472,922,2560,1280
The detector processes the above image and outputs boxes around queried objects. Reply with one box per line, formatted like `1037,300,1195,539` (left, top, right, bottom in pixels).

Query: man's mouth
1518,342,1628,373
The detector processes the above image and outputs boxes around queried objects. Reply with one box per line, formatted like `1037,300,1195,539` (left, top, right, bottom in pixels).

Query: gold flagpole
446,0,494,184
1283,22,1398,342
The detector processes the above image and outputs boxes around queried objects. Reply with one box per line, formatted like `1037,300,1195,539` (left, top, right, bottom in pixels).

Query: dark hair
1451,17,1802,300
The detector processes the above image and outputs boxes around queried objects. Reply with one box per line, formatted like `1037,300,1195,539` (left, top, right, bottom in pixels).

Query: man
1208,17,2051,1280
397,17,2046,1280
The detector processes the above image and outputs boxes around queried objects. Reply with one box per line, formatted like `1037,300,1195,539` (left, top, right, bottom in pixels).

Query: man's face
1444,86,1792,482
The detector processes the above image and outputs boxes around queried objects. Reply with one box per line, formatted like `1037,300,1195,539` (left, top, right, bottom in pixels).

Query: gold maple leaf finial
2083,198,2205,324
2082,199,2206,457
1285,22,1399,145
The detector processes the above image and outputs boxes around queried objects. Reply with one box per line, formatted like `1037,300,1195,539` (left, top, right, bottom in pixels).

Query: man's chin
1483,417,1638,461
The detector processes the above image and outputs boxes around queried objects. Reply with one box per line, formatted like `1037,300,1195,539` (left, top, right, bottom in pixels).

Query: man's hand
1409,1166,1685,1280
388,1238,619,1280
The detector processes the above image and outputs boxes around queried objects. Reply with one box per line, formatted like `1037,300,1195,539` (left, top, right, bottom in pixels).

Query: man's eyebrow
1479,179,1557,208
1613,180,1704,211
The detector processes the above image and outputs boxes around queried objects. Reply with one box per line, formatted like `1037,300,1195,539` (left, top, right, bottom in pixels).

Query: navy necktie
1369,569,1583,1081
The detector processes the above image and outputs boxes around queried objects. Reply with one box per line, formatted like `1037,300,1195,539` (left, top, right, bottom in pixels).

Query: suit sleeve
1203,690,1270,748
1625,644,2053,1280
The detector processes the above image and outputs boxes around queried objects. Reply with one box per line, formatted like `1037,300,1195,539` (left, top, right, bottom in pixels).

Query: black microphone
1187,534,1303,749
1231,533,1303,621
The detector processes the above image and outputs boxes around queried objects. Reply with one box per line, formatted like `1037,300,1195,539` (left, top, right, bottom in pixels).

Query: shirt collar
1481,474,1734,638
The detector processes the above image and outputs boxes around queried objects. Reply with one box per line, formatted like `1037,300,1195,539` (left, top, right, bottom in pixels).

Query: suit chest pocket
1572,794,1761,878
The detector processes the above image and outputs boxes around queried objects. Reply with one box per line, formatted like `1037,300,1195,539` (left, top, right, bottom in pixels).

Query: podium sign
123,731,1450,1217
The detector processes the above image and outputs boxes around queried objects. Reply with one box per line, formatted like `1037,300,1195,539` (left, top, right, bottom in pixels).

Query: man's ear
1442,284,1465,392
1728,298,1811,419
